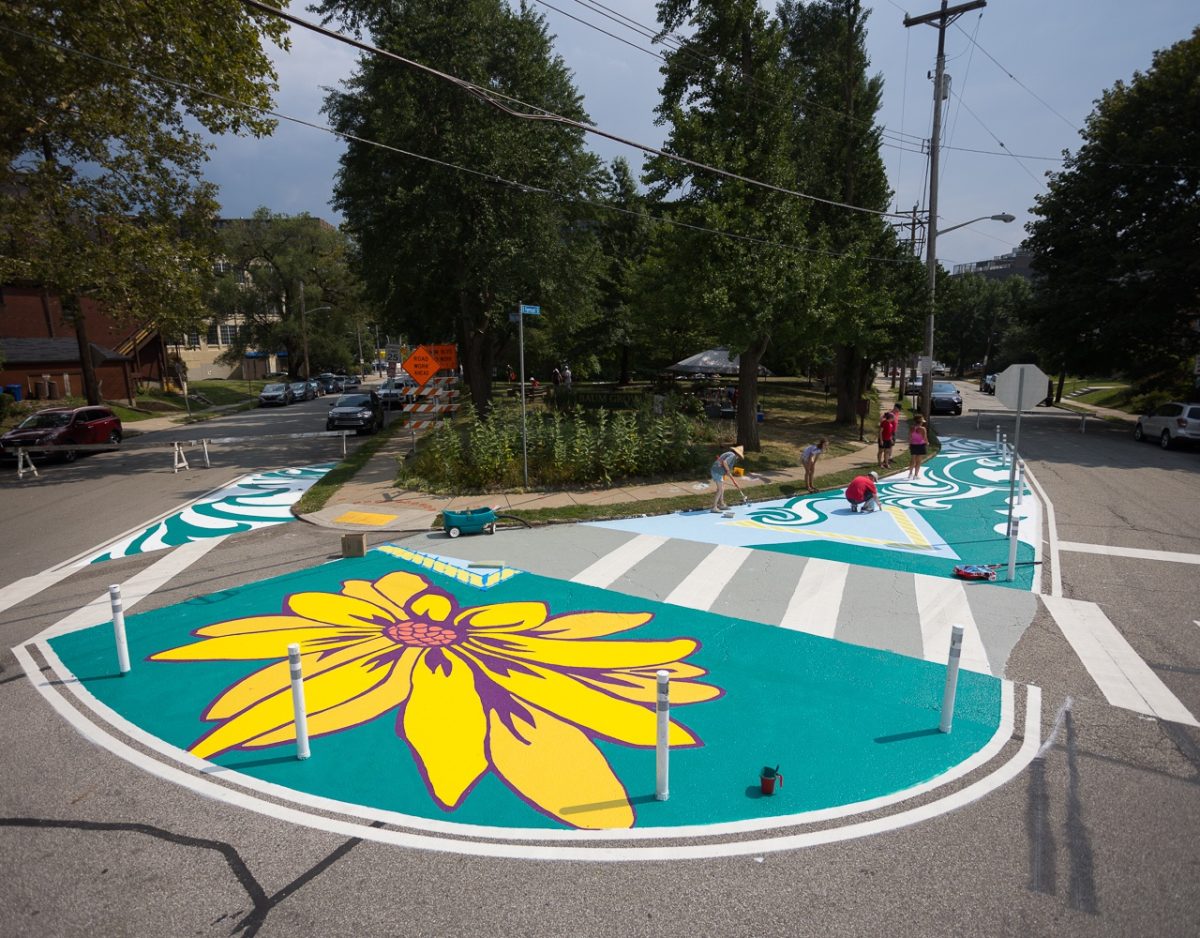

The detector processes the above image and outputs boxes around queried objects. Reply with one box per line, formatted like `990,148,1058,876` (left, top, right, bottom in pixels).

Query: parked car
326,391,384,435
290,381,315,402
339,372,361,390
0,406,122,462
930,381,963,415
1134,402,1200,449
259,382,293,406
316,373,343,395
306,378,322,398
982,373,997,395
378,376,416,409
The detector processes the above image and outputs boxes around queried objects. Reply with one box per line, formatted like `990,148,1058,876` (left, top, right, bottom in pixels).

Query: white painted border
16,641,1042,860
1021,463,1061,598
29,633,1025,848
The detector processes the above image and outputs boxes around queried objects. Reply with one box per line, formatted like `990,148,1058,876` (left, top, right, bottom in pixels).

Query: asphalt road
1,383,1198,937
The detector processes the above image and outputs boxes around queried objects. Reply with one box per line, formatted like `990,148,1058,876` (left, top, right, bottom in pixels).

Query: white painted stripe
0,565,80,619
570,534,668,588
1058,541,1200,566
664,544,751,610
1023,464,1061,598
779,558,848,638
21,638,1039,859
1042,595,1199,727
914,574,993,675
35,538,229,641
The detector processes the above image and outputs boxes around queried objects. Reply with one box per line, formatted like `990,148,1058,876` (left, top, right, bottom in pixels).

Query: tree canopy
0,0,287,402
1026,27,1200,393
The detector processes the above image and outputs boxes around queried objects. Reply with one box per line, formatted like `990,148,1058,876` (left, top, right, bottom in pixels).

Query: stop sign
996,363,1050,412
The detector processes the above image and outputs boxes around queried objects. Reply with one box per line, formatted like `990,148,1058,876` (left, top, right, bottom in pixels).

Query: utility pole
904,0,985,422
298,279,311,380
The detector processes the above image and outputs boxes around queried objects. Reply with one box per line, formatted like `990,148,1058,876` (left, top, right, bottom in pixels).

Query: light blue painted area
89,464,334,563
589,438,1040,590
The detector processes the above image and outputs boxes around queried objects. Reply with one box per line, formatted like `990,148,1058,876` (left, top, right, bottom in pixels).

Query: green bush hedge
401,397,716,490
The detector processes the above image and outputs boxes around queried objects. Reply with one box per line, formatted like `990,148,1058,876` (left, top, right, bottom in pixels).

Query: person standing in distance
908,415,929,480
802,437,828,493
877,410,896,469
710,444,744,512
562,364,572,389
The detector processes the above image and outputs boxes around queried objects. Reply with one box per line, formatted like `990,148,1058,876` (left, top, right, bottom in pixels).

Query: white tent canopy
667,348,771,376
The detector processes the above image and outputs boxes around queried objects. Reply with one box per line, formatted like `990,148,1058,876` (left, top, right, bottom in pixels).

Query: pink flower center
384,619,457,648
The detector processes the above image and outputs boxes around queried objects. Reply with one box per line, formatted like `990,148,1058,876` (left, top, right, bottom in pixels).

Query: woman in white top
802,437,828,493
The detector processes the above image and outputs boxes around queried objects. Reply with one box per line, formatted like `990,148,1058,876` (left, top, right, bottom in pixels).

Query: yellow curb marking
376,544,520,590
335,510,399,526
730,505,934,551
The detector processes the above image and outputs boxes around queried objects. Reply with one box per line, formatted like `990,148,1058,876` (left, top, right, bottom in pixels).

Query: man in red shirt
877,411,896,469
846,471,881,513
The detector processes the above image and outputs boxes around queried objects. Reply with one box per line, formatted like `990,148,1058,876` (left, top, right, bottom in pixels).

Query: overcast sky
203,0,1197,271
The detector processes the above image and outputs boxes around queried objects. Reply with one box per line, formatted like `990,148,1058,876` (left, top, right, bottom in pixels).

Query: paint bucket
760,766,782,795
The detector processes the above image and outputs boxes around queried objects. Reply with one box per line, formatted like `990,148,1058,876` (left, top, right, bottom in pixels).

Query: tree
1026,28,1200,394
318,0,605,413
0,1,287,404
779,0,901,422
209,209,373,378
648,0,828,450
936,273,1031,376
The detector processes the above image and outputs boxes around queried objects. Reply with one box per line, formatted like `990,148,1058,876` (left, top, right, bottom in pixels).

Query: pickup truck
378,376,416,409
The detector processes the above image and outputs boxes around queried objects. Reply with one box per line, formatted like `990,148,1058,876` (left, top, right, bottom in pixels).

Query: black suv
326,391,385,435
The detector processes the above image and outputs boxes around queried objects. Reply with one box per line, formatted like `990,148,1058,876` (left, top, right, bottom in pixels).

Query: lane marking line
1041,595,1199,727
914,574,993,675
0,565,81,619
779,558,847,638
33,538,230,642
1022,464,1061,598
664,544,752,610
1058,541,1200,566
570,534,668,588
22,638,1035,857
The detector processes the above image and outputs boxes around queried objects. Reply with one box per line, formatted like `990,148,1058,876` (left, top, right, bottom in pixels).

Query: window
207,322,220,346
186,332,200,349
1154,404,1182,417
219,323,240,345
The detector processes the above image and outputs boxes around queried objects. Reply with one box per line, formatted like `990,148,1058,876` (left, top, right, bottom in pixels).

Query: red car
0,405,123,462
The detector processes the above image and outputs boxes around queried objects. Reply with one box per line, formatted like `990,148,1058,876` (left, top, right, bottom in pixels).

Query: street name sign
519,304,541,316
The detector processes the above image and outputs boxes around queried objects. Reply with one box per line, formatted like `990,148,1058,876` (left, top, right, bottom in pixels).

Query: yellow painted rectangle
334,510,398,526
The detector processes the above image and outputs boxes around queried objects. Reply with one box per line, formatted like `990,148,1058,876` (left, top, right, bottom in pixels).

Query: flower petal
488,704,633,829
352,571,431,617
579,671,722,706
191,648,405,759
401,649,488,809
410,592,452,622
152,628,371,662
529,611,652,639
469,633,698,671
464,652,697,748
245,649,419,747
455,601,548,632
287,592,396,627
204,637,396,720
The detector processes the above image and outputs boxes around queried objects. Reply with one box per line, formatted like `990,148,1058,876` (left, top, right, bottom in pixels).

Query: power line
947,87,1046,188
0,23,914,268
241,0,911,220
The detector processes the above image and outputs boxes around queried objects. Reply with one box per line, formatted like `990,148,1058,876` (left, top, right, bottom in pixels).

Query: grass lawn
1058,376,1133,411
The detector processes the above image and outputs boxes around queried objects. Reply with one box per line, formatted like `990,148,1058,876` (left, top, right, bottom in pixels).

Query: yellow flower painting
151,570,720,828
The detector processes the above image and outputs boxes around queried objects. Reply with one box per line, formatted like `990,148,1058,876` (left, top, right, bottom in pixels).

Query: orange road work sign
402,346,441,389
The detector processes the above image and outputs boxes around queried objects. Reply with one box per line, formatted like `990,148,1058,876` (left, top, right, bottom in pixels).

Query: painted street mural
590,438,1040,590
89,465,334,563
47,547,1005,832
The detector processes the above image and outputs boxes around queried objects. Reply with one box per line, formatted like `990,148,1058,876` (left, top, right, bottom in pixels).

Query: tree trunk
735,335,769,451
833,343,864,423
458,291,493,416
64,295,101,404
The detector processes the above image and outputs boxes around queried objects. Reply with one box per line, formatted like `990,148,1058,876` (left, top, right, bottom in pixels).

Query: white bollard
994,424,1001,454
655,669,670,801
1017,461,1025,506
109,585,131,675
939,625,965,733
288,643,311,760
1001,434,1009,466
1007,515,1020,581
201,439,211,468
341,431,347,457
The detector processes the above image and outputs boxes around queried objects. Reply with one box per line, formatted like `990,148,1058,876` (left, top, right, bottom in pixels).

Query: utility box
341,533,367,558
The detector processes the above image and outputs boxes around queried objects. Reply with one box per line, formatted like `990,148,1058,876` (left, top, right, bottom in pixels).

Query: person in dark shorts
908,415,928,479
846,471,881,513
877,411,896,469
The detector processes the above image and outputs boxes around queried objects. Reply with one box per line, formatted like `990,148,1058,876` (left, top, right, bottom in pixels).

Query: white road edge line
1041,594,1199,727
1021,463,1061,598
20,638,1039,859
1058,541,1200,566
570,534,668,588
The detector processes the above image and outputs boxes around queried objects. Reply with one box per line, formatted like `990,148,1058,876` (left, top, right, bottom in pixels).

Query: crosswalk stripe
1041,595,1199,726
570,534,669,589
0,565,80,619
37,538,229,641
780,558,848,638
664,544,752,610
1058,541,1200,565
914,574,992,674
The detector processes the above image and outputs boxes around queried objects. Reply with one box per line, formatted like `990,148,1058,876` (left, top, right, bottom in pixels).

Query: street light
920,211,1015,421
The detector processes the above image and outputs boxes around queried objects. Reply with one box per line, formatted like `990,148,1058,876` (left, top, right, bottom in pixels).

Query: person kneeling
846,471,881,513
